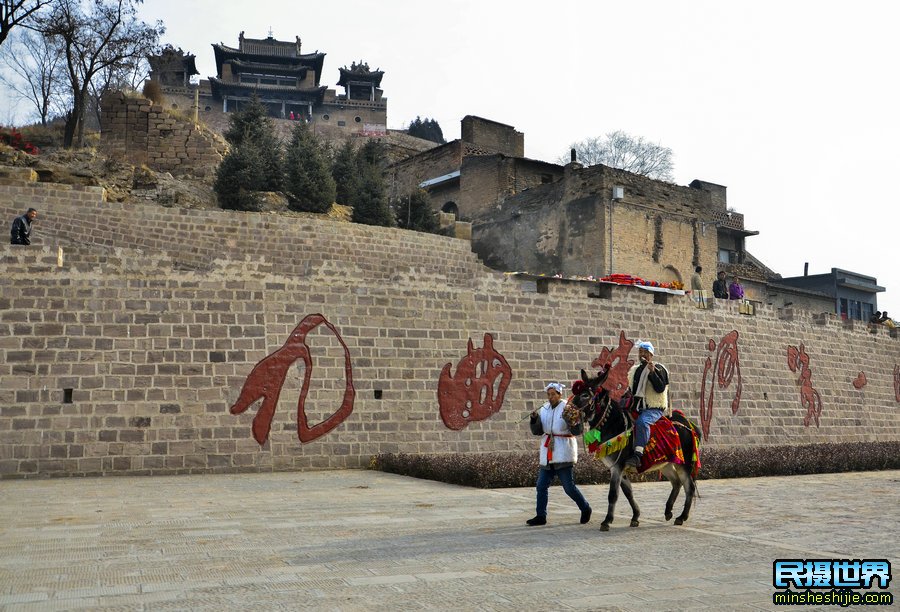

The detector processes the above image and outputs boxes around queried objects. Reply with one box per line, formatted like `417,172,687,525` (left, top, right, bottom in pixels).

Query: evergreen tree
284,122,336,213
222,94,282,191
331,140,359,207
214,145,265,211
395,189,440,233
407,116,445,144
352,140,393,227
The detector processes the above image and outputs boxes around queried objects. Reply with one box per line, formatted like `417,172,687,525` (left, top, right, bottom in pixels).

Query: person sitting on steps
624,341,670,471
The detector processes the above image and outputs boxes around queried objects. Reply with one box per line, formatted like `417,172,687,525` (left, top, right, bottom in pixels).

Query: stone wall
2,175,899,479
100,92,227,178
0,173,484,287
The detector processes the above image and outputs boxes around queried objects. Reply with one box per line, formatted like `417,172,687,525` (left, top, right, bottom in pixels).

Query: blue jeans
635,408,664,449
535,464,590,517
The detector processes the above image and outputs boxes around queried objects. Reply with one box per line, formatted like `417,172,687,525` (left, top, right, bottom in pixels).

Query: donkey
572,368,702,531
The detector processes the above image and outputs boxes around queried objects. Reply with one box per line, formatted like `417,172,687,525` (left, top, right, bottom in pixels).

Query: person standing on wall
690,266,703,292
728,276,745,300
10,208,37,245
691,265,709,308
526,382,592,526
712,270,729,299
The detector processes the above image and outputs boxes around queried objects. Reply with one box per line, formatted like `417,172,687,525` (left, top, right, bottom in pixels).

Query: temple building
146,32,387,134
147,46,199,88
210,32,326,119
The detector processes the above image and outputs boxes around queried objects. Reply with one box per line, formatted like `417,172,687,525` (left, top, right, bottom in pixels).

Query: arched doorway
441,201,459,219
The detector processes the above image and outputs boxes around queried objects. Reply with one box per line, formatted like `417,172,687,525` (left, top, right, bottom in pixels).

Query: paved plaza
1,469,897,611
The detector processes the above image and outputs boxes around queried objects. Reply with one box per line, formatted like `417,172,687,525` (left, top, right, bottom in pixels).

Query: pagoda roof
183,55,199,76
209,78,326,103
337,62,384,87
212,43,325,84
147,48,199,77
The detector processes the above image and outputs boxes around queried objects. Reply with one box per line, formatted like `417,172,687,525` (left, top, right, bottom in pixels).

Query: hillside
1,106,439,213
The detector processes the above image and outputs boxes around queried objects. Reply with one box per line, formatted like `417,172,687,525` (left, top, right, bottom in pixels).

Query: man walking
10,208,37,245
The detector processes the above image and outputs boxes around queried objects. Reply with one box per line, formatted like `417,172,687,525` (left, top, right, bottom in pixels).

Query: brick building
390,116,760,291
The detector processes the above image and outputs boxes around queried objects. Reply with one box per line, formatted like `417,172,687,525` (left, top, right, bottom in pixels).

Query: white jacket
536,399,578,466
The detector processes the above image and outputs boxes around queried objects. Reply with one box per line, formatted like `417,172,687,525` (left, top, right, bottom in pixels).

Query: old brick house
390,116,759,291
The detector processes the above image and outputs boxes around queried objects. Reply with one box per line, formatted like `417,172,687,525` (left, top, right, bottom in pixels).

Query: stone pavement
0,470,897,611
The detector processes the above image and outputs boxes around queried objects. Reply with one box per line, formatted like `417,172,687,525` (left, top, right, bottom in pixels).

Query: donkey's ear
580,369,588,382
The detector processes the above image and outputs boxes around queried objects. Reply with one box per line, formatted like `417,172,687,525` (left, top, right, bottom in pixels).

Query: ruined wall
610,203,717,285
472,164,721,281
460,116,524,157
458,156,563,219
100,92,227,178
2,175,899,479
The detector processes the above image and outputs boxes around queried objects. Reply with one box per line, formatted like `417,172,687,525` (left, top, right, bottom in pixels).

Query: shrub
222,94,282,192
284,122,336,213
18,123,64,150
0,127,40,155
407,116,445,144
372,441,900,488
142,80,165,105
214,145,264,211
394,189,440,233
331,140,358,207
351,140,393,227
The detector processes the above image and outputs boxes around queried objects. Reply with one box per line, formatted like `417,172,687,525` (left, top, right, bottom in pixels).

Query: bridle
583,385,613,430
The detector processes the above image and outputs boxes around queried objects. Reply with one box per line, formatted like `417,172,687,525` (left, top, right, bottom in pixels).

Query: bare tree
0,0,53,47
0,29,66,125
561,130,675,182
36,0,162,147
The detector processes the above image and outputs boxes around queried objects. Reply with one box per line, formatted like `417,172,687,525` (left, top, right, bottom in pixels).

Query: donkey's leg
600,469,622,531
619,477,641,527
662,464,681,521
674,467,696,525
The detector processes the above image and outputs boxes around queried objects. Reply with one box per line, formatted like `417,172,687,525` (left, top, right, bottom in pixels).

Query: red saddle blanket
639,415,701,477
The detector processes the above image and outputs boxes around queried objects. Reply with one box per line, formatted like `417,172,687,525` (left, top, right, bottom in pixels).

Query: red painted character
590,331,635,401
438,333,512,430
787,343,823,427
852,372,868,390
699,330,742,440
230,313,355,444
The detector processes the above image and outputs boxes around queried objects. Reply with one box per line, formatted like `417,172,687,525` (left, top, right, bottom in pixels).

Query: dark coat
10,214,32,245
712,279,728,299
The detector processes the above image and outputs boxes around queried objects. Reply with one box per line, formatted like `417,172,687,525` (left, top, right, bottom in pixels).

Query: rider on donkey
624,341,670,471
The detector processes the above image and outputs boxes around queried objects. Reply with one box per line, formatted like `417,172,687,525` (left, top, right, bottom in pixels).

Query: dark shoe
624,453,642,470
580,507,592,524
526,515,547,526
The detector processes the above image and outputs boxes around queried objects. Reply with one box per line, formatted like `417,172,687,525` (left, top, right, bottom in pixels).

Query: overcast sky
4,1,896,315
